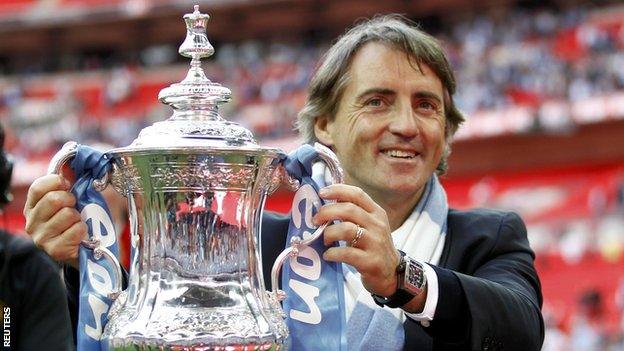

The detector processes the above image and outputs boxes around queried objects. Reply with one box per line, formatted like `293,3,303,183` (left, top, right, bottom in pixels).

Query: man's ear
314,114,334,146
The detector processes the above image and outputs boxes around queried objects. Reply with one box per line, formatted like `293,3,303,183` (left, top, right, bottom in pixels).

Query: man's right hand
23,175,87,269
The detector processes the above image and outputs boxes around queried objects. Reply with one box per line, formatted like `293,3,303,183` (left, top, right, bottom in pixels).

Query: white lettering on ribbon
81,203,117,341
84,294,109,340
289,280,321,324
81,203,116,247
290,244,321,280
291,184,320,231
87,259,114,293
288,184,323,324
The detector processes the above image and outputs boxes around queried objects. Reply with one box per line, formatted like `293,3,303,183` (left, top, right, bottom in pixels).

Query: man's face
315,42,447,205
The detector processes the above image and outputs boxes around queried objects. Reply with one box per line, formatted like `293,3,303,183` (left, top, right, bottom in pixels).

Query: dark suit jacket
260,209,544,351
1,231,74,351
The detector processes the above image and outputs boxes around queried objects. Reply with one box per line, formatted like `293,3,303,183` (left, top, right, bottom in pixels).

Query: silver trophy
48,5,343,350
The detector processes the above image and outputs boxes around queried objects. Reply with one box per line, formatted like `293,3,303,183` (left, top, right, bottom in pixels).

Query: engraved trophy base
105,341,281,351
102,288,286,351
105,339,281,351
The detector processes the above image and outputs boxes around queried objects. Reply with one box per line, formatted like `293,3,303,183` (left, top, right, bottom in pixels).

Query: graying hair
296,14,465,174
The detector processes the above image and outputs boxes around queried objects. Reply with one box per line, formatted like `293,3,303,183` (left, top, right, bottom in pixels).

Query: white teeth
383,150,416,158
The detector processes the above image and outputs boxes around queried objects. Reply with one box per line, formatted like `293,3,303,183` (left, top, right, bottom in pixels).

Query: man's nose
388,102,419,137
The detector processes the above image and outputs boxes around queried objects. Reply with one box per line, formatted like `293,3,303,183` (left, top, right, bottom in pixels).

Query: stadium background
1,0,623,349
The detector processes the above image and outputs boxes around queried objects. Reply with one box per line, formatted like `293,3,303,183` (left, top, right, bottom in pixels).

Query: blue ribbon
71,145,118,351
282,144,347,351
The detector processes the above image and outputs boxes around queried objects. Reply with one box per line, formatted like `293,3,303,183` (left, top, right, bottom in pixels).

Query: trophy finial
179,4,214,61
157,5,232,119
148,6,255,146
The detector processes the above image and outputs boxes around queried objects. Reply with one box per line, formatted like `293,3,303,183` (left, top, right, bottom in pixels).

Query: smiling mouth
381,149,418,159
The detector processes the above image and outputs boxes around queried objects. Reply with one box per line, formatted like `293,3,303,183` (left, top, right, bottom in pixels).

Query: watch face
404,258,425,295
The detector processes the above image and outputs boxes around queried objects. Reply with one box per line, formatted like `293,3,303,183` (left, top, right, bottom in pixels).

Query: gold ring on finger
350,224,365,248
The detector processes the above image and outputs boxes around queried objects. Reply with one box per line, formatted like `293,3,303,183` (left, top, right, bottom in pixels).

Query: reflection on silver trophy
49,5,342,350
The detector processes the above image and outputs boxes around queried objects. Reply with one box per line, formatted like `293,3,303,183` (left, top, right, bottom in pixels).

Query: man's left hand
313,184,401,297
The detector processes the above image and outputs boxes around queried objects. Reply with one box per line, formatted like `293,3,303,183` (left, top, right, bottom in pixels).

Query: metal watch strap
372,250,418,308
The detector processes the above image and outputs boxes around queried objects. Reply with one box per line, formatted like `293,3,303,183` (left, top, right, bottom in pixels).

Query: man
24,15,543,350
0,125,73,351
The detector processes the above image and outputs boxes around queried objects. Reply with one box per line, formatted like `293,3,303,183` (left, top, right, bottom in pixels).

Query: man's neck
370,188,424,232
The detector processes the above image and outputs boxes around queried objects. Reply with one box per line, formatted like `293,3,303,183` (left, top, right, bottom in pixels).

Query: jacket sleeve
413,212,544,351
18,252,74,351
63,265,80,345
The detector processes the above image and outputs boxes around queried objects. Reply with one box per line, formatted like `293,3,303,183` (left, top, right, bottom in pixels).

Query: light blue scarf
345,175,448,350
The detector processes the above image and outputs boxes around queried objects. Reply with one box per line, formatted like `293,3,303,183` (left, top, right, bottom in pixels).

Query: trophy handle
48,141,122,299
269,142,343,300
48,141,79,176
80,239,124,299
48,141,110,191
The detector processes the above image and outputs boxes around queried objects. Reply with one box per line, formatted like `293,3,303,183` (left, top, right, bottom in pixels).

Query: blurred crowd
541,286,624,351
447,6,624,113
2,4,624,161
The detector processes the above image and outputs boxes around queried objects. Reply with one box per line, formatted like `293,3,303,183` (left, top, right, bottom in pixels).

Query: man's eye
366,98,383,107
417,101,436,110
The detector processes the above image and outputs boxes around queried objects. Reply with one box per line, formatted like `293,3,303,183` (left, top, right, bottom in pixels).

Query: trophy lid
118,5,266,153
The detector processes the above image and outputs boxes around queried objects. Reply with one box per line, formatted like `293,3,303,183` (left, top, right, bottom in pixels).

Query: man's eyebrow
355,88,443,104
414,91,443,104
355,88,395,101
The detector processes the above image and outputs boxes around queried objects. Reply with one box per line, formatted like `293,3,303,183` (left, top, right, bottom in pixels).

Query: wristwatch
372,250,427,308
